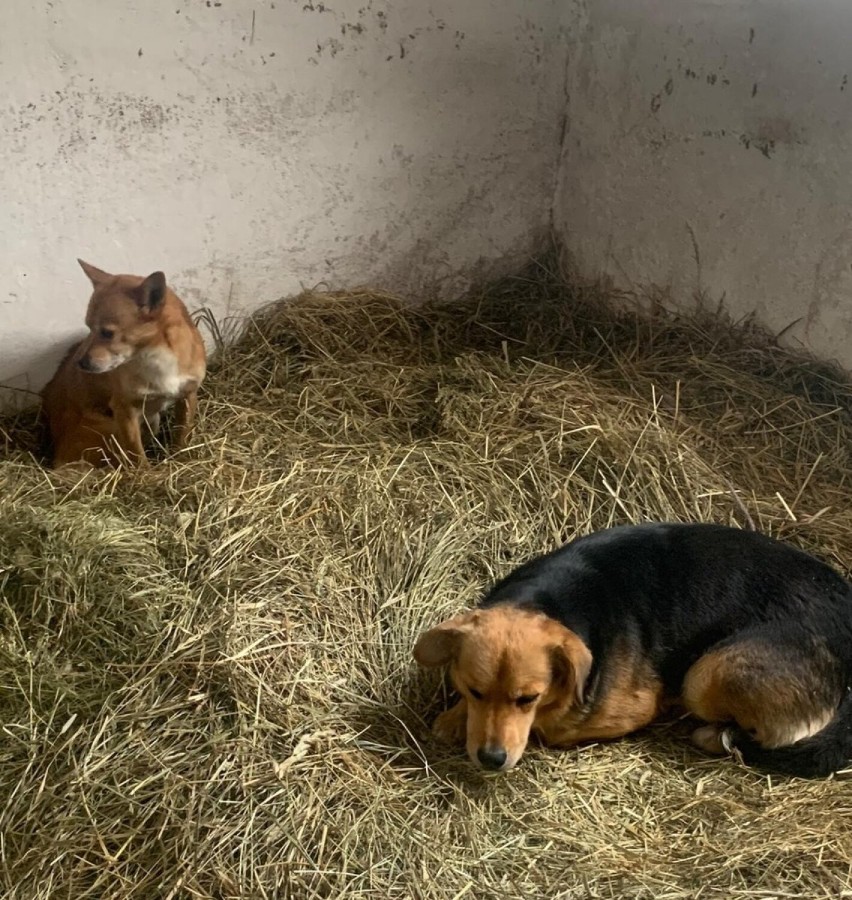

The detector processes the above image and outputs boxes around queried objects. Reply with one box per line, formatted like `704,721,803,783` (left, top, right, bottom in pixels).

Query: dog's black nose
477,746,508,770
77,357,95,372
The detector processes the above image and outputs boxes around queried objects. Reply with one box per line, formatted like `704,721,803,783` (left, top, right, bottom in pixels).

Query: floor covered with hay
2,266,852,898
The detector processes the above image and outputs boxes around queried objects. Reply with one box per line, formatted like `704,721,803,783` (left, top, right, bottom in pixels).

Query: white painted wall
0,0,570,406
14,0,848,409
555,0,852,368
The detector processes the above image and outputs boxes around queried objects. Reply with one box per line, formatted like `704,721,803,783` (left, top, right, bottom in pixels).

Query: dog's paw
691,723,734,755
433,703,467,744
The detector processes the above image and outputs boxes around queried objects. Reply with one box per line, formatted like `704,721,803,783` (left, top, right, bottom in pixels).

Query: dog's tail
730,690,852,778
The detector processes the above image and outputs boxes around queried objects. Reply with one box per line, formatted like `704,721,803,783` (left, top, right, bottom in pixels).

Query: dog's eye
99,327,115,340
468,687,483,701
515,694,539,708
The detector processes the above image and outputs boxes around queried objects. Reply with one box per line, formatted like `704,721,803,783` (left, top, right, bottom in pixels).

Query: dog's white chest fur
129,346,195,403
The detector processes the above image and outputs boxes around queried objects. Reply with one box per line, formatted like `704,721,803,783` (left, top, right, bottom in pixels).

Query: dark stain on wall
740,118,804,159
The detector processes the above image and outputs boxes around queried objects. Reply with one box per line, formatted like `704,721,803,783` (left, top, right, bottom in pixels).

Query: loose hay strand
2,265,852,898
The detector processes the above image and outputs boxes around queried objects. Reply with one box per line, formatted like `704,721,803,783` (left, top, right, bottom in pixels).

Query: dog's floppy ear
413,612,478,668
135,271,167,312
550,627,593,706
78,259,112,286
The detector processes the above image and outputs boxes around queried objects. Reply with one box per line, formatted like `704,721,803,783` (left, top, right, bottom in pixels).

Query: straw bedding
2,263,852,898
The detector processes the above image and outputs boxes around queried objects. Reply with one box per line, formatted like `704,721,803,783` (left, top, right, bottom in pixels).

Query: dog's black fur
480,522,852,777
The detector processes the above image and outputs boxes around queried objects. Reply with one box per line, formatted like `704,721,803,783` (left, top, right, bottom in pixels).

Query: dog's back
38,342,80,463
481,522,852,688
41,341,118,467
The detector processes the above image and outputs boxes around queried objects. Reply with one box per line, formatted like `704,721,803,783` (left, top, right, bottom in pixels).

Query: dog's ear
550,627,593,706
78,259,112,286
135,271,167,312
413,612,478,668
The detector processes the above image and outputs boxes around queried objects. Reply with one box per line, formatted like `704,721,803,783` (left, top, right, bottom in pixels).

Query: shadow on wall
0,337,79,413
1,0,569,408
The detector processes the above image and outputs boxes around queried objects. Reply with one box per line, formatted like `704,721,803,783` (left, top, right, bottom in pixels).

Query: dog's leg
144,411,162,440
113,403,148,466
172,387,198,451
539,688,663,747
537,639,665,747
683,632,840,754
433,698,468,744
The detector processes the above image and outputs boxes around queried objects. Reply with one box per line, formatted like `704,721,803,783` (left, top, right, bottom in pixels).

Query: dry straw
2,261,852,898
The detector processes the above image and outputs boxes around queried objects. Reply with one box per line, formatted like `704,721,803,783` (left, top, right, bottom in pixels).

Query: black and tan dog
414,522,852,778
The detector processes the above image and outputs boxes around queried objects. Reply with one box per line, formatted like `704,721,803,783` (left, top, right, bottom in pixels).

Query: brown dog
415,523,852,778
41,260,207,467
415,606,597,771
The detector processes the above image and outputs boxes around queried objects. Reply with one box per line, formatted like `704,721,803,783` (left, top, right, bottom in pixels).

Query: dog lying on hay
415,522,852,778
41,260,206,468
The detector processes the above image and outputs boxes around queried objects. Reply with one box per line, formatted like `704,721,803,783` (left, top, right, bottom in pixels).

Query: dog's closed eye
515,694,539,708
99,327,115,340
468,687,483,700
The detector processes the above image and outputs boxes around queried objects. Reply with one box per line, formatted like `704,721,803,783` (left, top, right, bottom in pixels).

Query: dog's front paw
433,700,467,744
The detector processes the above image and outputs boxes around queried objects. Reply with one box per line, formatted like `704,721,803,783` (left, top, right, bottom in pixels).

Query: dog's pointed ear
550,627,593,706
135,271,167,312
78,259,111,286
413,612,478,668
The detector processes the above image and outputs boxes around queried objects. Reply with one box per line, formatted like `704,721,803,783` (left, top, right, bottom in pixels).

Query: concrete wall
0,0,570,406
554,0,852,369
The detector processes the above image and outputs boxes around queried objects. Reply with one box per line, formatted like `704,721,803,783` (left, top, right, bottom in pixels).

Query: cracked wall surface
554,0,852,369
1,0,573,405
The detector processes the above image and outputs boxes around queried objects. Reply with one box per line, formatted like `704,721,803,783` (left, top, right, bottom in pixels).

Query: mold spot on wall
391,143,413,167
1,0,570,403
36,91,181,161
740,117,804,158
314,37,345,58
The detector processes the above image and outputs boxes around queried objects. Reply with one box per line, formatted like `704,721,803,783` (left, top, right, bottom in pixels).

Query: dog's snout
77,356,95,372
476,745,508,771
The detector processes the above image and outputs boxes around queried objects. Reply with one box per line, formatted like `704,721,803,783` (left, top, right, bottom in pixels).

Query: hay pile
2,264,852,898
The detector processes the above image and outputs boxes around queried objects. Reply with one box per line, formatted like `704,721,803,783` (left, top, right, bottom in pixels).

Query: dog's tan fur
415,605,836,771
415,608,672,770
41,260,206,468
682,640,835,752
533,636,666,748
414,607,597,770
